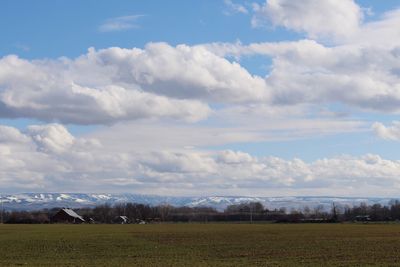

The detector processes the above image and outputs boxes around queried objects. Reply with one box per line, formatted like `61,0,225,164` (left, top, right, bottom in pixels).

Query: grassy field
1,223,400,266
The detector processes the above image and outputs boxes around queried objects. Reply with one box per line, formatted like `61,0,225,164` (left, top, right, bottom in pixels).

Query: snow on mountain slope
0,193,396,211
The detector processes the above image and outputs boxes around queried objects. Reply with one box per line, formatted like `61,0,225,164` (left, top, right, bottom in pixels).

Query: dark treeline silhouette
2,200,400,224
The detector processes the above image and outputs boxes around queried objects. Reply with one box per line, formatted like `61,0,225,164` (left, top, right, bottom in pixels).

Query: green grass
1,223,400,266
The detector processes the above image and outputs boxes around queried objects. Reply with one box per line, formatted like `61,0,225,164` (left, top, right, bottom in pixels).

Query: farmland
1,223,400,266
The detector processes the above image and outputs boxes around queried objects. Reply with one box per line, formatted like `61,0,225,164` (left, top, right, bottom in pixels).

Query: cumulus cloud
216,150,253,164
0,123,399,196
251,0,363,41
0,42,279,125
27,124,76,153
350,9,400,46
250,0,400,47
2,36,400,125
0,123,131,191
372,121,400,141
0,125,29,143
205,37,400,112
210,3,400,113
86,43,269,102
85,151,400,196
3,9,400,127
0,52,212,124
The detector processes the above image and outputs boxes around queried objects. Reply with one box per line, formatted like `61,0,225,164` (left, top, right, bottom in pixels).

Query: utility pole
0,195,3,224
250,203,253,224
332,202,338,222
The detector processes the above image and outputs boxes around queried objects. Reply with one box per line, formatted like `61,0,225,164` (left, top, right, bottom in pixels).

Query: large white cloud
84,43,269,102
206,37,400,112
194,4,400,114
2,11,400,125
0,42,275,124
1,123,400,196
0,52,213,124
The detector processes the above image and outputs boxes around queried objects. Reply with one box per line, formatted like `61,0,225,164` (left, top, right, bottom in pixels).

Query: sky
1,0,400,197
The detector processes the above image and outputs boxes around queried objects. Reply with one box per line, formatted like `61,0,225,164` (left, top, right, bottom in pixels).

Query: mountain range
1,193,397,211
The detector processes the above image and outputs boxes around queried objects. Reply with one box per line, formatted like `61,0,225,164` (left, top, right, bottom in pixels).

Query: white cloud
0,123,399,196
250,0,400,47
205,37,400,112
0,125,29,143
0,53,211,124
372,121,400,141
98,15,144,32
351,9,400,46
87,43,269,102
27,124,76,154
2,37,400,125
217,150,253,164
251,0,363,40
0,43,277,124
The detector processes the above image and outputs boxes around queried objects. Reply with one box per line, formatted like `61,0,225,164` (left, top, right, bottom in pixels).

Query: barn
52,208,85,223
113,215,129,224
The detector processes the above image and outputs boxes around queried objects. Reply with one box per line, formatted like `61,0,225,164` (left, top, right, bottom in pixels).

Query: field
1,223,400,266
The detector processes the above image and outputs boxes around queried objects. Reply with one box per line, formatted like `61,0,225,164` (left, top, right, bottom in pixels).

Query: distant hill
0,193,397,211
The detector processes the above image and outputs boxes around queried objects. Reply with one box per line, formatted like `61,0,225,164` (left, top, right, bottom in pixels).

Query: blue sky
1,0,400,196
2,0,270,58
2,0,399,59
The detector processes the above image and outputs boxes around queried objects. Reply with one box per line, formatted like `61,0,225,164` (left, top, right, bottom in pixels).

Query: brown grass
1,223,400,266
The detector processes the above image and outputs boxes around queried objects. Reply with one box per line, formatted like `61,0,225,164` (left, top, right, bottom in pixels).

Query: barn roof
62,208,85,221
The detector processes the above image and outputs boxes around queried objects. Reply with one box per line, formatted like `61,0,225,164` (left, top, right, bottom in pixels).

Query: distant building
52,208,85,223
299,218,328,223
113,216,129,224
355,215,371,222
136,219,146,224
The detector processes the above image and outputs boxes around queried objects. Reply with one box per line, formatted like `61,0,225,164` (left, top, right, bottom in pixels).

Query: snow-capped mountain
0,193,397,211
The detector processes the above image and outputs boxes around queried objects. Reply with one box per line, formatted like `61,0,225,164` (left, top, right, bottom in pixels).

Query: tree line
2,200,400,224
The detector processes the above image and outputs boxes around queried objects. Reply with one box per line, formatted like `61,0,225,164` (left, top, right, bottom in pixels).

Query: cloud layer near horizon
1,123,400,196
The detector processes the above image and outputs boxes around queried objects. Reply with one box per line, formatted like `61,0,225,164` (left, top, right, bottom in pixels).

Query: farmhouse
52,208,85,223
